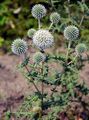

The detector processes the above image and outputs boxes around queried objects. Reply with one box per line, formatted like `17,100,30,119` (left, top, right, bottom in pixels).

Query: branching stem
24,65,41,94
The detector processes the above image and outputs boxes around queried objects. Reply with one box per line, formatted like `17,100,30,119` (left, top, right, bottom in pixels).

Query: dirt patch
0,54,29,99
80,62,89,87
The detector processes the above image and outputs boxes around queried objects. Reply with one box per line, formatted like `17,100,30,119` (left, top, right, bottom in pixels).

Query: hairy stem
49,23,53,30
24,66,41,94
23,54,41,94
67,0,71,18
38,19,41,29
66,41,71,62
41,80,44,108
41,62,44,109
79,15,85,27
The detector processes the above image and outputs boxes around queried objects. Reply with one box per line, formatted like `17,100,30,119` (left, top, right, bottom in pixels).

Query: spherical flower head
11,38,28,55
31,4,46,19
50,12,60,24
27,28,36,39
75,43,87,54
33,29,54,50
33,52,46,64
64,25,79,41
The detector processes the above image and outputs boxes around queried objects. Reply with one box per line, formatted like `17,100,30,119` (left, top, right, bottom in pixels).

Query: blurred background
0,0,89,54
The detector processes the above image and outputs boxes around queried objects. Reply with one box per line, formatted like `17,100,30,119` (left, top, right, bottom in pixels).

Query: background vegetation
0,0,89,53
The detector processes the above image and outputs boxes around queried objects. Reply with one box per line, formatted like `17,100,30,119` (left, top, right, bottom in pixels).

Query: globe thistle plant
11,3,89,120
31,4,46,20
33,52,46,64
27,29,36,39
75,43,87,54
64,25,79,41
33,29,54,50
50,12,60,24
11,38,28,55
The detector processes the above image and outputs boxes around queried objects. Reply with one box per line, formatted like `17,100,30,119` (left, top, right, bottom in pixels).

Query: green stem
41,62,44,109
23,54,41,94
32,80,41,93
67,0,71,18
41,80,44,108
24,66,41,94
38,19,41,29
49,23,53,30
66,41,71,62
79,15,85,27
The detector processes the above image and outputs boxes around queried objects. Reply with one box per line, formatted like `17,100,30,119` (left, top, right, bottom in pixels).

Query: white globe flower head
11,38,28,55
27,28,36,39
33,29,54,50
64,25,79,41
75,43,87,54
50,12,60,24
31,4,46,19
33,52,46,64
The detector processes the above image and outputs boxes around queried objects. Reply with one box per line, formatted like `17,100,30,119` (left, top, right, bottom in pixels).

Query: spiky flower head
11,38,28,55
33,52,46,64
33,29,54,50
75,43,87,54
31,4,46,19
50,12,60,24
64,25,79,41
27,28,36,39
